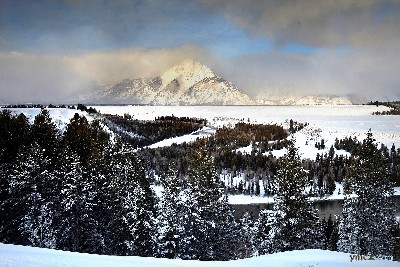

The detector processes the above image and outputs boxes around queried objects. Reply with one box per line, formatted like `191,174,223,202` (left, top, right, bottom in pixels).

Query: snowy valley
1,104,399,265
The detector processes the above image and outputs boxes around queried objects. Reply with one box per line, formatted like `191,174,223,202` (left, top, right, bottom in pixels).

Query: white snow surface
146,126,215,149
93,105,400,159
1,243,398,267
1,108,92,132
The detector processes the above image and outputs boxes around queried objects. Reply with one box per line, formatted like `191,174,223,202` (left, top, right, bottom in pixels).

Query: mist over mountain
80,59,353,105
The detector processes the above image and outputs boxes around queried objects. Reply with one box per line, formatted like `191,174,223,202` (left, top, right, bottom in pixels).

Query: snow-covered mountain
83,59,254,105
81,59,354,105
255,92,352,105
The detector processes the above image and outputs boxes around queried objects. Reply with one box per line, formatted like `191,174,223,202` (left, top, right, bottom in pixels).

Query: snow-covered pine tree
322,215,338,251
178,186,203,260
237,212,256,259
156,162,183,259
210,195,239,260
31,108,60,162
122,186,156,257
19,193,57,249
182,144,239,261
58,150,104,253
6,142,55,245
337,131,396,258
255,208,274,255
104,142,156,256
261,139,323,254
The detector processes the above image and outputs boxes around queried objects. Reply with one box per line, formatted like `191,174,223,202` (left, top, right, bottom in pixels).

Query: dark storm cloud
200,0,400,48
199,0,400,100
1,0,400,102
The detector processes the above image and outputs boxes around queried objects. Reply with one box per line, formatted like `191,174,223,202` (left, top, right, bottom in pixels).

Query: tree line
102,113,206,148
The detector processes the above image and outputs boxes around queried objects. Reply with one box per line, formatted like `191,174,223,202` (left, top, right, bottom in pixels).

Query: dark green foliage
322,215,339,251
31,109,60,162
63,114,109,168
0,109,157,257
215,122,287,148
102,114,205,148
0,110,31,165
338,131,396,258
256,140,324,254
77,103,97,114
179,145,239,261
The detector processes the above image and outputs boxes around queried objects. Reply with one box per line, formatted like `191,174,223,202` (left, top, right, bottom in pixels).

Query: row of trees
102,114,205,148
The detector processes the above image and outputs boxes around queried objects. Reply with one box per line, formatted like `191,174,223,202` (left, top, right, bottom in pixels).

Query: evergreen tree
338,131,396,258
19,194,57,249
178,187,203,260
237,212,256,259
63,113,93,167
181,145,238,260
258,140,323,254
4,142,51,245
0,110,31,165
156,162,183,259
122,186,156,256
103,142,156,256
322,215,338,251
31,108,59,162
255,209,274,255
58,151,104,253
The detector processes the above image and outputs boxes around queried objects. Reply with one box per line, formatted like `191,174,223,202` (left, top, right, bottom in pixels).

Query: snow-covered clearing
3,108,91,132
93,105,400,160
1,243,398,267
146,126,215,149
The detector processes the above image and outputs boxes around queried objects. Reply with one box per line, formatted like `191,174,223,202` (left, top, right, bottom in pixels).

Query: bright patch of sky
0,0,272,58
282,43,320,54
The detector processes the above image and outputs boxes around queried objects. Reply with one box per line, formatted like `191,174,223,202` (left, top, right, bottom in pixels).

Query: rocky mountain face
81,59,352,105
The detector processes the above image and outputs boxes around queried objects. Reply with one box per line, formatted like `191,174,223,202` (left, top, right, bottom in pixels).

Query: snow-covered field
93,105,400,159
1,243,398,267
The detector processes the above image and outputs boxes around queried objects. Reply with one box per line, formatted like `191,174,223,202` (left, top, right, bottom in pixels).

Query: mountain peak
160,59,215,91
82,59,254,105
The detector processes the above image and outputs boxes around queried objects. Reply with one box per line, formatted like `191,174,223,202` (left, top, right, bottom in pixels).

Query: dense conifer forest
0,108,399,260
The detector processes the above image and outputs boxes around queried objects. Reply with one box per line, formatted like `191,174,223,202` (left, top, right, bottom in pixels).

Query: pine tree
255,209,274,255
178,187,203,260
122,186,156,256
31,108,60,162
237,212,256,259
5,142,51,245
58,151,104,253
338,131,396,258
156,162,183,259
19,193,57,249
322,215,338,251
259,140,323,254
103,142,156,256
181,145,239,261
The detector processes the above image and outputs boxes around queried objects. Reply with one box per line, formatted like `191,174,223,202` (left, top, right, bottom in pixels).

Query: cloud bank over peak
1,0,399,103
201,0,400,48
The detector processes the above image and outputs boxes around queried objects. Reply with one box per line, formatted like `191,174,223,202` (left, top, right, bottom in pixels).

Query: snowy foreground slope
1,243,398,267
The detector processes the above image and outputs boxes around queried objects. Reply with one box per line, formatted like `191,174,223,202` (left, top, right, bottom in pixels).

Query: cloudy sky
1,0,399,103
